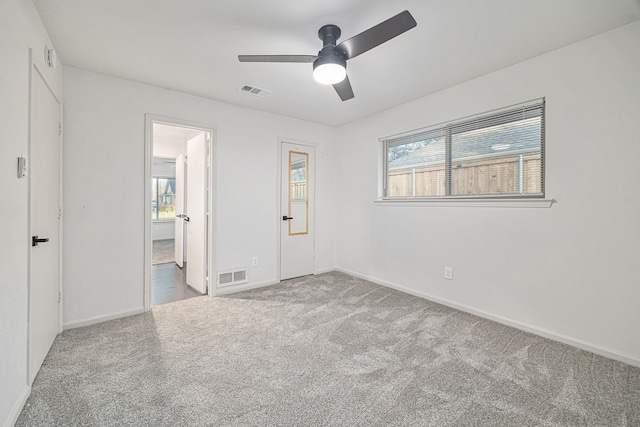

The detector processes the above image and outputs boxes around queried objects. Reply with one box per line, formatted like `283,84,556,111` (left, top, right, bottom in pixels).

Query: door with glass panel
281,142,315,280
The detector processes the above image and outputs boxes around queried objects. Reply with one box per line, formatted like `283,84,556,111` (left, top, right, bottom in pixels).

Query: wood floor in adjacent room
152,238,201,306
152,262,201,306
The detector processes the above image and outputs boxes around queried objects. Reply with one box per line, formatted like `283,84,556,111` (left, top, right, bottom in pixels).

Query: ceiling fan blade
337,10,417,60
333,75,354,101
238,55,317,63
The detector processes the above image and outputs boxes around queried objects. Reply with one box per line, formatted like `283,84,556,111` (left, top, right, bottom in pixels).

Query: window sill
374,198,556,208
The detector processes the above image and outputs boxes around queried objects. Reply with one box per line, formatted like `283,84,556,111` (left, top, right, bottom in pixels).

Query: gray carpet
16,272,640,426
152,239,175,265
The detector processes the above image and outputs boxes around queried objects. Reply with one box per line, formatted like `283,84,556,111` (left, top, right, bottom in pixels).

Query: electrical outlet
252,256,259,267
444,267,453,280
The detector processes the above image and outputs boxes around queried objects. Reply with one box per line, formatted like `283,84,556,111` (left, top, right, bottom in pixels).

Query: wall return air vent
239,84,273,98
218,268,249,288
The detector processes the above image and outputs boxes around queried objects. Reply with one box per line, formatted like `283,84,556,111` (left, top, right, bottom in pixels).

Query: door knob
32,236,50,247
282,216,293,221
183,216,190,222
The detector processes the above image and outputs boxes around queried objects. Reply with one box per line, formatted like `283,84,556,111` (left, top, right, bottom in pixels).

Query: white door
186,133,207,294
174,154,185,268
281,142,315,280
29,65,61,383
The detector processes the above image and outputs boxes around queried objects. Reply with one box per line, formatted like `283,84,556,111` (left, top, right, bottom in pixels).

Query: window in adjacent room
152,177,176,220
382,98,544,199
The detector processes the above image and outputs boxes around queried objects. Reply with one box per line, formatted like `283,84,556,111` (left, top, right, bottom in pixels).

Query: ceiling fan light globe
313,63,346,85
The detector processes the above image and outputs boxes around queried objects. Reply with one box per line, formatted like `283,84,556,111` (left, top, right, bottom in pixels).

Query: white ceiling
154,123,203,141
33,0,640,127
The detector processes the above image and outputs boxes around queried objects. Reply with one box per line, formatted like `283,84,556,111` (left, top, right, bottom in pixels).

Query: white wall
334,22,640,365
154,137,186,159
0,0,63,425
152,222,174,241
63,67,337,326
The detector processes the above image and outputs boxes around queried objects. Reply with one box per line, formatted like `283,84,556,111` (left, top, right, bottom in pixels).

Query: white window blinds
383,98,545,199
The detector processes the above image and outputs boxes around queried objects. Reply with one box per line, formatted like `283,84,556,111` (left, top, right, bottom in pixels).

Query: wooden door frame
276,138,317,281
27,51,63,383
143,115,217,310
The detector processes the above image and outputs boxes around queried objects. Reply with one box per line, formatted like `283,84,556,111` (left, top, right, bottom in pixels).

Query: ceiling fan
238,10,417,101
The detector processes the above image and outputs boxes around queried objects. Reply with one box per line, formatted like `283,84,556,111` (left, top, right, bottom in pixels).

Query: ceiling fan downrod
318,24,341,47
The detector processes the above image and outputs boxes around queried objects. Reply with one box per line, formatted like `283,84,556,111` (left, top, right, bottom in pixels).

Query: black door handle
183,216,190,222
32,236,50,247
282,216,293,221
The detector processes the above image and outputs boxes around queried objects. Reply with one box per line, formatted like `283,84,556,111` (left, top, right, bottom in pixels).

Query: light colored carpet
16,272,640,426
152,239,175,265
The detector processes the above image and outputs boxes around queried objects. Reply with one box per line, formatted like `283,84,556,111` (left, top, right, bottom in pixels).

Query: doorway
145,117,215,309
280,141,315,280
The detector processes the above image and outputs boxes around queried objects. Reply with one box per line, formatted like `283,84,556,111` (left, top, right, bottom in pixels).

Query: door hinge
58,291,61,303
58,207,62,220
58,122,62,136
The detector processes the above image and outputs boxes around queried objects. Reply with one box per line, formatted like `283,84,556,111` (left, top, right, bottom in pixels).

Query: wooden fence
388,153,541,197
291,182,307,200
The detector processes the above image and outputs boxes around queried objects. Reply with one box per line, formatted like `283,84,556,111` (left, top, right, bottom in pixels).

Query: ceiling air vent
239,84,273,98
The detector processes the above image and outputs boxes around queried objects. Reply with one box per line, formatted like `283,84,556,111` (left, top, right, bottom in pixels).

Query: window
382,98,544,199
290,154,307,201
152,177,176,220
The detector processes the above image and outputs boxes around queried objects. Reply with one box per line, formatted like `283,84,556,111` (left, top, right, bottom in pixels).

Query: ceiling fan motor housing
313,46,347,72
314,24,347,80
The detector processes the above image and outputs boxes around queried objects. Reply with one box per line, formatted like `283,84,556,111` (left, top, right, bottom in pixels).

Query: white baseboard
63,308,145,330
316,267,336,275
4,385,30,427
335,267,640,368
214,279,280,296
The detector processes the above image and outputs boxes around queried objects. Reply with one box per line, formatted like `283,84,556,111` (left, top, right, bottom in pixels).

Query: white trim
63,308,145,330
316,267,337,275
215,279,280,296
208,129,218,297
334,267,640,368
57,76,64,336
144,115,217,307
3,385,30,427
374,198,556,208
144,116,153,311
275,140,283,282
26,48,33,388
